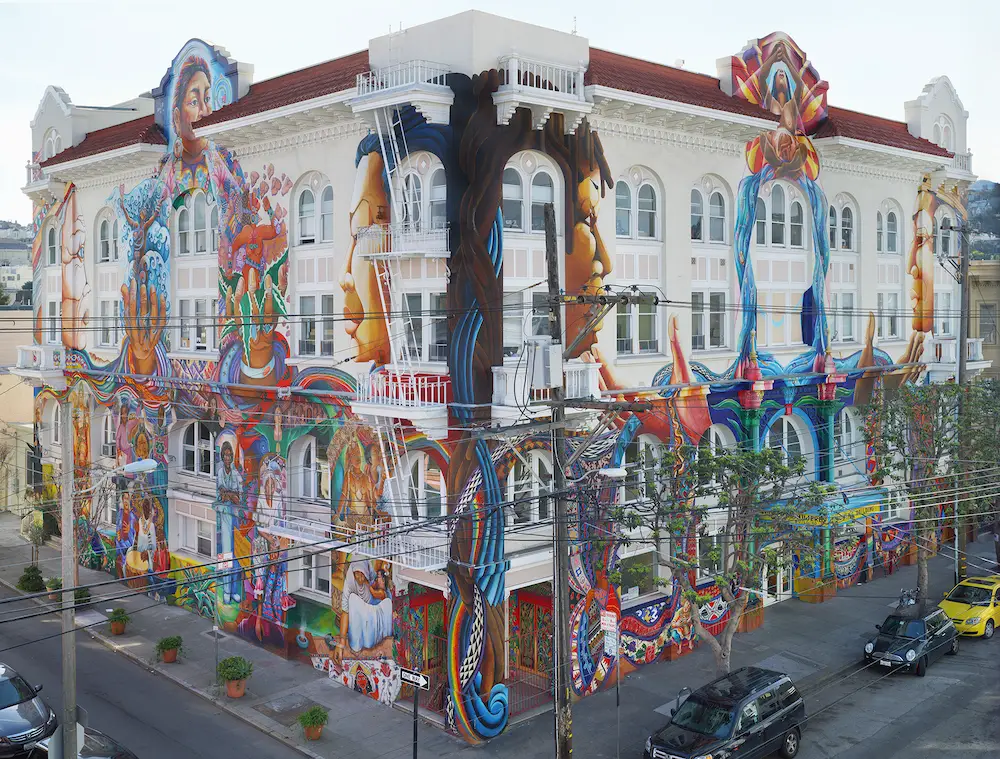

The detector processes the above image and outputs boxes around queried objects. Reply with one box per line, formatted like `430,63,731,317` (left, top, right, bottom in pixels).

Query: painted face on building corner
564,163,611,358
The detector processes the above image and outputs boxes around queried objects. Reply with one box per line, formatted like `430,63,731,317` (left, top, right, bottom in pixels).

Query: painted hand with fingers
120,272,166,376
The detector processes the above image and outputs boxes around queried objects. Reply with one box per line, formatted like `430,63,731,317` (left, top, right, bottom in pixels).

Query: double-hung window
877,291,900,340
178,514,214,558
616,295,659,355
178,298,217,351
46,300,59,344
99,300,120,347
182,423,215,477
692,291,726,350
981,303,997,345
830,291,855,342
300,551,332,595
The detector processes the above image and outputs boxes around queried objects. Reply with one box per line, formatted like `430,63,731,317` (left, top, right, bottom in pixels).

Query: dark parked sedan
29,727,138,759
863,607,959,676
0,665,56,757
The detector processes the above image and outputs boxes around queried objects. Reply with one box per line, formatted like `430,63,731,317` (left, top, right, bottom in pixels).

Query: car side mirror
33,684,43,693
669,707,676,717
875,624,881,631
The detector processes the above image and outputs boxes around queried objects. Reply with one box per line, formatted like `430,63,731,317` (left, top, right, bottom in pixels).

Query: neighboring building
0,240,30,266
970,259,1000,379
13,13,984,742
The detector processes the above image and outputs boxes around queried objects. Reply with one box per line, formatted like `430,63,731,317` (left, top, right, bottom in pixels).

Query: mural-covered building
14,11,985,742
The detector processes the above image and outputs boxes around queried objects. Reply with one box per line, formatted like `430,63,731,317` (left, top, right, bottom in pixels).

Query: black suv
863,607,959,676
644,667,805,759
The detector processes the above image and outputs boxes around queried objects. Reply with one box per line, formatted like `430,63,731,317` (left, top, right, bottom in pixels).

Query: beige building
970,259,1000,379
0,309,37,516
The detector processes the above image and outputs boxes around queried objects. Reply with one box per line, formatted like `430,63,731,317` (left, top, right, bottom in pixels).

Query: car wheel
779,727,801,758
947,636,959,655
915,656,927,677
985,620,995,640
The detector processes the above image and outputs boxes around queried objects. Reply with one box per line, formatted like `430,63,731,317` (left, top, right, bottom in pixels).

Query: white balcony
12,345,67,390
355,222,450,259
925,335,991,382
493,54,592,133
265,515,450,571
22,161,62,204
951,152,973,174
351,370,450,440
349,60,453,125
492,359,601,422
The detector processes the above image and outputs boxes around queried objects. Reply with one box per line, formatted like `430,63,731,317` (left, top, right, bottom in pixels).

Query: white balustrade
929,336,985,364
967,337,984,361
357,371,450,408
493,360,600,408
25,162,42,185
16,345,65,372
356,60,451,97
497,55,586,101
565,362,601,400
952,152,972,173
355,222,449,258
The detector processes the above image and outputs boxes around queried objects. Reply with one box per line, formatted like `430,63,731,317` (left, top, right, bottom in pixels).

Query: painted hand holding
120,271,166,376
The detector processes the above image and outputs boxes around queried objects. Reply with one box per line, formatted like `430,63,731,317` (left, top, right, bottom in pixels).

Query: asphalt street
0,586,303,759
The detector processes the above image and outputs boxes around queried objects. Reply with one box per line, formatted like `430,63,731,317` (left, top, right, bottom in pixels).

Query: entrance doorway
762,543,793,606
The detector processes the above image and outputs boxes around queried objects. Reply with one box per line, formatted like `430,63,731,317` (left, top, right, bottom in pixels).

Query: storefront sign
784,502,881,527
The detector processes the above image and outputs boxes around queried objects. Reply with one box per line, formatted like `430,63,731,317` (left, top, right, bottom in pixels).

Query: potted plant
156,635,183,663
16,565,45,593
297,706,329,741
74,587,91,607
218,656,253,698
108,608,130,636
45,577,62,601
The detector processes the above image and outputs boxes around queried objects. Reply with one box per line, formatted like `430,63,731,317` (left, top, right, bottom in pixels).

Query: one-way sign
400,667,429,690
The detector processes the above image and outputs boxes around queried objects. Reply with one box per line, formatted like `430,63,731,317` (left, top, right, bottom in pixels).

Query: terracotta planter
225,679,247,699
109,621,126,636
48,593,59,602
304,725,323,741
161,648,178,664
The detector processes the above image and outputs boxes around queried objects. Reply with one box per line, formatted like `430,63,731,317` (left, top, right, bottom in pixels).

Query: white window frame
182,422,215,477
502,168,524,231
176,298,218,352
981,303,998,346
407,452,446,521
766,415,805,467
708,191,726,244
833,409,858,464
886,211,899,254
320,185,334,243
177,512,214,558
690,189,704,241
616,294,660,356
877,290,901,340
399,291,449,364
840,206,855,251
615,181,632,238
46,225,58,267
934,290,954,336
691,290,727,351
98,300,120,347
830,291,856,343
294,548,332,597
295,437,331,502
51,403,61,446
755,197,767,246
789,200,804,249
46,300,60,344
828,205,838,251
502,289,549,358
530,171,555,233
101,413,116,459
297,294,336,358
637,183,658,240
402,173,423,231
428,169,447,230
876,211,884,253
622,435,662,507
506,450,553,526
298,188,316,245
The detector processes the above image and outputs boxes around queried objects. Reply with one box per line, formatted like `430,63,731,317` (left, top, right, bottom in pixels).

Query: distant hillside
970,180,1000,259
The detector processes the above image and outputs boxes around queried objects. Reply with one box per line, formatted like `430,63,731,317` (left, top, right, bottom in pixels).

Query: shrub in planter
217,656,253,698
74,587,91,607
16,565,46,593
297,706,329,741
156,635,183,663
108,608,130,636
45,577,62,600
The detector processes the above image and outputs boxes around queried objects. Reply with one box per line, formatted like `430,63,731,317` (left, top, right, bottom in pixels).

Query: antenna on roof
571,16,577,35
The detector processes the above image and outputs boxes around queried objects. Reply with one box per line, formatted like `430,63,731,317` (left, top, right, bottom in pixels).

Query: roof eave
587,84,776,130
41,143,167,182
194,88,358,140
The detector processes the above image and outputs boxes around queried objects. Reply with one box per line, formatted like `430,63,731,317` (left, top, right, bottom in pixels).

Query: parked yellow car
938,575,1000,638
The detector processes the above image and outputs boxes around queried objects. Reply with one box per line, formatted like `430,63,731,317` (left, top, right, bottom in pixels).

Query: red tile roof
39,114,165,167
586,47,953,159
196,49,369,127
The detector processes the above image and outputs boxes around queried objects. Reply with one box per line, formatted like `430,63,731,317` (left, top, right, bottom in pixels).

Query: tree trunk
916,521,930,610
691,594,748,677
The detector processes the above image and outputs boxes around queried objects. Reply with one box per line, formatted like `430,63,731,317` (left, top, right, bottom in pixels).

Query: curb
0,575,324,759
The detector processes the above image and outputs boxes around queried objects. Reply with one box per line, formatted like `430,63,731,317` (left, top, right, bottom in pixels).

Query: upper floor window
834,409,858,464
298,188,316,244
616,293,659,355
690,190,704,241
637,184,657,239
615,181,632,237
692,291,726,351
502,168,523,230
298,294,336,358
840,207,854,250
320,186,334,242
176,191,217,256
408,453,445,521
755,198,766,245
46,300,59,344
708,192,725,243
99,300,120,347
828,206,837,250
429,169,447,229
297,438,331,501
771,185,786,246
182,422,215,477
402,174,422,231
42,129,62,161
698,423,733,485
177,298,218,352
623,435,662,505
99,217,120,263
46,226,57,266
767,416,803,466
402,291,448,363
531,172,555,232
51,403,61,446
938,215,952,256
506,451,553,526
790,201,804,248
101,413,116,459
886,211,899,253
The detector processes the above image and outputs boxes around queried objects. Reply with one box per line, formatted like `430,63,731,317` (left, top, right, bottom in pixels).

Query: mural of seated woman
332,558,394,665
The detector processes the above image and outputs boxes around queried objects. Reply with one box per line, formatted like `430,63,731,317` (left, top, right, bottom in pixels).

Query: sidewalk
0,511,995,759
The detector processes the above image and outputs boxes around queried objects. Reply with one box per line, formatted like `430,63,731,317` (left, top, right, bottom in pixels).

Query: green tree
614,441,832,675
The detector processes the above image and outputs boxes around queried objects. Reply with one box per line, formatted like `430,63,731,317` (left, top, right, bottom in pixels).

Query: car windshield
0,675,36,710
880,616,925,639
946,585,991,605
670,696,735,738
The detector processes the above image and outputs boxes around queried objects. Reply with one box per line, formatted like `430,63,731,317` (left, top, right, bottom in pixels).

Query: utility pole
955,217,970,583
544,203,572,759
59,397,78,759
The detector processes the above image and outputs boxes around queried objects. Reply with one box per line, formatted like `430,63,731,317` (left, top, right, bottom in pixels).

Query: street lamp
58,454,157,759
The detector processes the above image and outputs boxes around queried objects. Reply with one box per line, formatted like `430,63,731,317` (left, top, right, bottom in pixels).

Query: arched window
637,184,657,239
828,205,838,250
51,403,61,445
112,220,119,261
698,424,733,485
755,198,767,245
834,409,857,464
298,189,316,244
297,439,331,501
99,219,111,263
193,193,209,253
615,181,632,237
402,174,422,231
771,185,786,245
790,200,804,248
507,451,553,525
886,212,899,253
940,215,952,256
623,435,662,504
690,190,704,241
531,172,554,232
876,212,884,253
177,206,191,256
182,422,215,476
768,416,802,466
408,453,445,520
502,168,523,230
46,226,57,266
428,169,447,230
210,206,219,253
101,413,116,458
933,124,942,147
708,192,725,243
320,185,334,242
841,207,854,250
942,125,953,152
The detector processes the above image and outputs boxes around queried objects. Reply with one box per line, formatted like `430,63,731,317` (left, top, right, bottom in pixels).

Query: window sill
172,547,214,563
691,347,733,357
173,472,216,490
168,350,220,361
615,352,668,363
621,589,669,612
292,588,332,607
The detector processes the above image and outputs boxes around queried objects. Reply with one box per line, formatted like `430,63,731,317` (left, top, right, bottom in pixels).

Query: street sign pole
413,686,419,759
399,667,429,759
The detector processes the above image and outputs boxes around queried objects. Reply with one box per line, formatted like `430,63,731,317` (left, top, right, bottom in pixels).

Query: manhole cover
253,693,324,727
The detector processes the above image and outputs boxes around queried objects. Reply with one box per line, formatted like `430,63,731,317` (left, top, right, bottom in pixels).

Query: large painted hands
120,273,166,376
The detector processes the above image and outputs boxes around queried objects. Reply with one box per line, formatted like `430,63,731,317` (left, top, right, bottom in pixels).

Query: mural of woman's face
564,164,611,357
174,68,212,158
135,435,149,461
341,152,391,364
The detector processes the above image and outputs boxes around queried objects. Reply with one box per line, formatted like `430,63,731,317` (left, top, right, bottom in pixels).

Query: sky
2,0,997,224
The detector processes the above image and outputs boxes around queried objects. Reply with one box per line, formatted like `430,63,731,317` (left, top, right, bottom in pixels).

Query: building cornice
589,116,744,156
234,121,368,158
818,155,923,184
